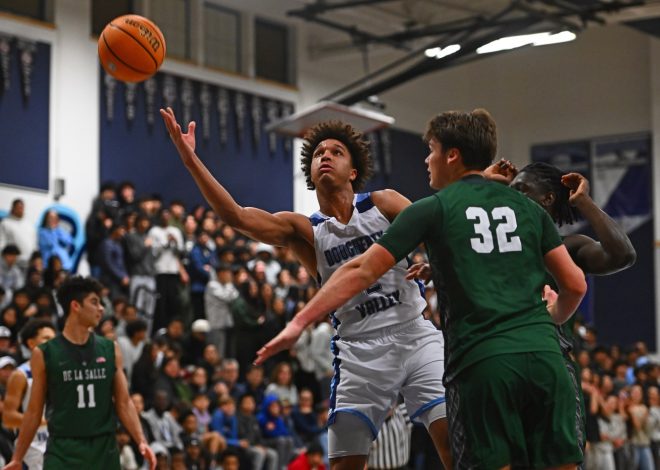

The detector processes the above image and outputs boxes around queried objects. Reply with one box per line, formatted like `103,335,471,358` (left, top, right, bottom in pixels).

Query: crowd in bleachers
0,183,658,470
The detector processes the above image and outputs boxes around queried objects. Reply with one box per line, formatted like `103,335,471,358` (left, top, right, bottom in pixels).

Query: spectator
117,425,139,470
189,367,210,397
131,340,165,408
0,245,23,307
258,394,295,469
38,210,74,272
231,281,265,376
191,392,213,433
204,264,238,358
219,448,241,470
118,319,148,383
291,389,327,452
594,394,623,470
219,359,246,402
199,344,222,387
117,181,138,218
143,389,184,452
648,386,660,470
149,209,184,332
188,230,217,320
241,364,267,409
247,243,281,285
182,436,208,470
124,213,157,323
155,356,193,407
182,319,210,367
627,384,653,470
287,442,326,470
0,199,36,272
265,362,298,407
236,393,278,470
129,392,156,468
100,222,130,298
179,409,225,468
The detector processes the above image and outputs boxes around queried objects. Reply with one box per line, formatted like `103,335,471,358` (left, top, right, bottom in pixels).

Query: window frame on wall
202,2,241,74
0,0,53,23
148,0,192,60
91,0,134,37
254,17,294,86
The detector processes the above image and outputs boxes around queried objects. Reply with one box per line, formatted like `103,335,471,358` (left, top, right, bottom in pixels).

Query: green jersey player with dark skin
257,109,588,469
3,277,156,470
486,160,636,458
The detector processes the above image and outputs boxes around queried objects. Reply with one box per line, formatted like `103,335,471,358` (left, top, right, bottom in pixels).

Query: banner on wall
591,134,652,234
531,140,591,176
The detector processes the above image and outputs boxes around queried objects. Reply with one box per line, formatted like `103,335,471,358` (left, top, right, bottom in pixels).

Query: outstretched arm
544,244,587,324
160,107,305,247
113,343,156,470
4,350,47,470
562,173,636,274
255,244,396,364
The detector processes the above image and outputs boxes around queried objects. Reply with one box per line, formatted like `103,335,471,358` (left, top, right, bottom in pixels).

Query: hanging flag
199,83,212,141
104,72,117,122
380,128,392,176
17,39,36,103
280,102,294,155
162,74,177,110
234,91,246,149
251,95,262,151
181,78,194,127
125,82,137,123
144,77,157,128
217,87,229,146
369,131,381,173
0,35,11,92
265,100,279,155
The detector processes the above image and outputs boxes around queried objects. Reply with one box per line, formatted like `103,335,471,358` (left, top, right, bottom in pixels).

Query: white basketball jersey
310,193,426,337
17,362,48,452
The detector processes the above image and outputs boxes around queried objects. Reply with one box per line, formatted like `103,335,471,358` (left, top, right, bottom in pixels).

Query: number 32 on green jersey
466,206,522,254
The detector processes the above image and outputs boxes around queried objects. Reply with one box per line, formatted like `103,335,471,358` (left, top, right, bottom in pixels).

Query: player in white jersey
3,319,56,470
161,109,450,470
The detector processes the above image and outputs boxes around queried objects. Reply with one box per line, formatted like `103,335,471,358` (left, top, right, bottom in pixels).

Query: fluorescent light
533,31,576,46
424,44,461,59
476,31,576,54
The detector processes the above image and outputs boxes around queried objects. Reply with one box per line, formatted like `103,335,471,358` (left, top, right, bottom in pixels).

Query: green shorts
44,433,120,470
446,352,583,469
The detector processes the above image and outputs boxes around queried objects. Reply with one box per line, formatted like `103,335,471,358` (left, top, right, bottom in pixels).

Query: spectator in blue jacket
258,394,295,469
38,210,74,271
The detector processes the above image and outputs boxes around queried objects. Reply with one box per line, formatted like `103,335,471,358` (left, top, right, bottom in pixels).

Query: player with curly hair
161,108,450,470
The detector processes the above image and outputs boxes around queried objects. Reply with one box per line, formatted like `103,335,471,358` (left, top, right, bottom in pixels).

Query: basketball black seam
108,22,159,71
102,32,153,77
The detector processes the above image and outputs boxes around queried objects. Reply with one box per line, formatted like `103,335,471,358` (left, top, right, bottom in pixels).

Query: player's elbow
620,246,637,269
568,271,587,299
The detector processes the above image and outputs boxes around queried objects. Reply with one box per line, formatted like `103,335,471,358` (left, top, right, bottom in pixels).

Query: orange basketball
98,14,166,83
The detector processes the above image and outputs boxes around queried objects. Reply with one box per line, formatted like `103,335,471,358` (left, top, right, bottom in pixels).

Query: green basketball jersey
378,175,564,383
39,334,116,438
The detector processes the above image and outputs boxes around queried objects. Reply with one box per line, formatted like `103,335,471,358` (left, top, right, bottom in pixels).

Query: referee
368,403,412,470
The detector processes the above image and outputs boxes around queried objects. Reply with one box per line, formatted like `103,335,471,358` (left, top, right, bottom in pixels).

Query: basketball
98,14,166,83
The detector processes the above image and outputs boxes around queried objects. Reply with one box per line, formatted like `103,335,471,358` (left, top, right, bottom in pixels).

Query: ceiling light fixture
476,31,576,54
424,44,461,59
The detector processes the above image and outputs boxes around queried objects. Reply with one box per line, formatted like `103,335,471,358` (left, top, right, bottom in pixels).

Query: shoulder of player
273,211,313,237
371,189,411,220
